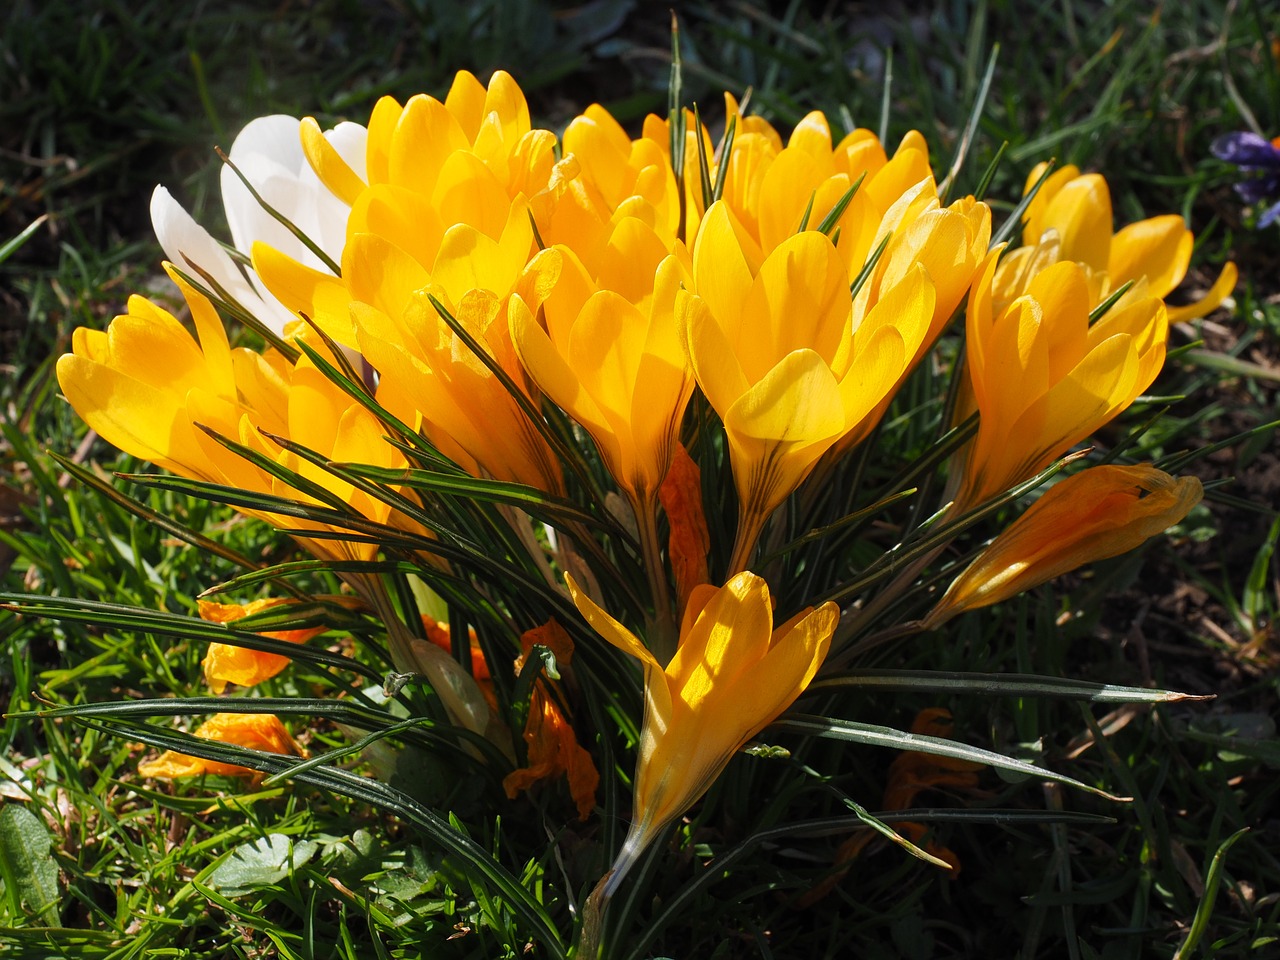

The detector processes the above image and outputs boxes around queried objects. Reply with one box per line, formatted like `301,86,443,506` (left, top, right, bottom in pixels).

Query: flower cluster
56,68,1224,933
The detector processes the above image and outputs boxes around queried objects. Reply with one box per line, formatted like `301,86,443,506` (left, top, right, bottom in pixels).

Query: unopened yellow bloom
955,255,1168,510
349,199,565,493
679,201,936,570
567,571,837,896
1014,163,1236,322
926,464,1203,627
138,713,305,780
510,217,694,503
257,69,556,348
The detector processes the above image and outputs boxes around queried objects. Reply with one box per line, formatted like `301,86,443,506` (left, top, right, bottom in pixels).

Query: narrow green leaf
940,43,1000,201
992,159,1056,248
815,173,865,238
809,670,1211,703
47,451,266,576
0,214,46,265
1172,827,1249,960
1,593,382,679
775,714,1128,800
218,148,340,276
1088,279,1135,323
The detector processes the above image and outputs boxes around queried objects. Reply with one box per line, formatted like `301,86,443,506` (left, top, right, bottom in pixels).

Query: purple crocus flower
1211,131,1280,228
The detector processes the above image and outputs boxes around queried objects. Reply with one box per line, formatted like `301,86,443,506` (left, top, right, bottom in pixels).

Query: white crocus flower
151,114,367,336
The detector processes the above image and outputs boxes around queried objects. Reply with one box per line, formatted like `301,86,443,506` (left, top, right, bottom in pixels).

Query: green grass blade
1172,827,1250,960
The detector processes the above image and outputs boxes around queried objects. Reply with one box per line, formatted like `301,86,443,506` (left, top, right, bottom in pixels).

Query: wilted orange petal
138,713,304,780
502,620,599,821
658,443,711,615
796,709,979,906
198,598,326,694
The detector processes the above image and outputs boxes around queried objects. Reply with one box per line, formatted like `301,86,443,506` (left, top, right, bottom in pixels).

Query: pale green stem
725,506,768,579
830,542,948,658
633,492,677,663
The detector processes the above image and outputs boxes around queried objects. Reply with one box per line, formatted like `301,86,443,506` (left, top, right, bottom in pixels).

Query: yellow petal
300,116,367,206
1108,215,1192,297
927,465,1203,625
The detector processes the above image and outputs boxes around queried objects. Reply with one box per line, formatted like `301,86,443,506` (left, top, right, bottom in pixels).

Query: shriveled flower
567,570,838,896
795,708,982,907
502,620,599,822
657,443,711,616
198,597,332,694
926,464,1203,628
1211,131,1280,228
137,713,305,780
954,256,1168,511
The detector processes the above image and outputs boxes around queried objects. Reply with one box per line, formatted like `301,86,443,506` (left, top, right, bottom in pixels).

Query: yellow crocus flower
925,464,1203,628
1016,163,1236,322
348,199,566,494
509,217,694,504
955,254,1168,512
300,69,555,211
257,69,556,348
566,571,838,897
57,264,287,482
679,201,936,572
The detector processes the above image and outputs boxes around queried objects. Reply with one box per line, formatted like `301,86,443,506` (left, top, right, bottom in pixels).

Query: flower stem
634,493,677,663
574,870,614,959
725,507,767,578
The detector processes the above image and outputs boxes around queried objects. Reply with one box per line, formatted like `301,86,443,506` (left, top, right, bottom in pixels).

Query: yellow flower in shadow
955,256,1168,511
926,464,1203,629
566,570,838,896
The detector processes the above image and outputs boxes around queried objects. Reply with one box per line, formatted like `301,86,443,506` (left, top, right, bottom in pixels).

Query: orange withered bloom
137,713,305,780
198,597,329,694
796,708,981,907
657,444,711,616
502,620,599,822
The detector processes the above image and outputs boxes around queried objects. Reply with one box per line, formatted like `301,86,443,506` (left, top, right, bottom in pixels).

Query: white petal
326,121,369,181
150,185,296,336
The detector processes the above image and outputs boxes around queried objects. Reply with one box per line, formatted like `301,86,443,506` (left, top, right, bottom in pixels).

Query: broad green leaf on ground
207,833,319,896
0,804,60,925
